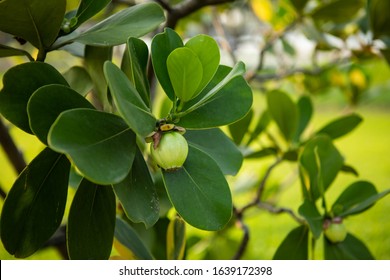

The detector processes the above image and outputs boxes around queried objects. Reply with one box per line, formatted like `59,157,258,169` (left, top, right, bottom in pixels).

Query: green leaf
28,84,94,145
311,0,364,24
290,0,309,13
167,47,203,102
63,66,93,96
162,146,232,231
0,62,68,133
166,216,186,260
324,233,374,260
316,113,363,140
177,64,252,129
228,109,253,145
151,28,184,101
185,128,243,176
122,37,150,106
340,164,359,177
294,95,313,142
0,44,32,60
299,135,344,201
67,179,116,260
48,108,136,185
244,147,278,159
114,217,154,260
0,0,66,49
185,34,220,93
54,2,165,47
113,147,159,229
1,148,70,258
266,90,298,142
75,0,111,29
246,110,271,145
369,0,390,39
273,226,308,260
104,61,156,138
332,181,390,217
298,199,323,239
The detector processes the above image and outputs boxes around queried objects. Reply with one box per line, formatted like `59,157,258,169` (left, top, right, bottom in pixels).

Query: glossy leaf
299,135,344,201
151,28,184,101
114,217,154,260
332,181,390,217
122,37,150,106
54,2,165,47
167,47,203,102
28,84,94,145
162,146,232,231
48,108,136,184
266,90,298,142
369,0,390,39
0,0,66,49
273,226,308,260
311,0,364,24
324,233,374,260
67,179,116,260
75,0,111,29
167,216,186,260
104,61,156,137
298,199,323,239
246,110,271,145
63,66,93,96
228,109,253,145
177,64,252,129
316,113,363,140
185,128,243,176
185,34,220,93
294,95,313,142
0,62,68,133
113,147,159,229
1,148,70,258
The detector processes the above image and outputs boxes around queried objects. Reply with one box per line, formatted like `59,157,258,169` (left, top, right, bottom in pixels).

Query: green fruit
324,222,347,243
150,132,188,171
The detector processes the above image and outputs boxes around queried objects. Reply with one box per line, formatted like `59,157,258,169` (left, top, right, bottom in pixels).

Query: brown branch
232,206,250,260
257,202,306,224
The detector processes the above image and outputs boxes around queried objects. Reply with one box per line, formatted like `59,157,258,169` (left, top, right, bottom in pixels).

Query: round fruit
150,132,188,171
324,221,347,243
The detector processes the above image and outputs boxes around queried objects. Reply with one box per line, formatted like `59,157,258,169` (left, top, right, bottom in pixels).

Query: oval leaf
228,109,253,145
316,113,363,140
166,216,186,260
167,47,203,102
104,61,156,138
1,148,70,258
162,146,232,231
113,147,159,229
63,66,93,96
294,95,313,142
298,199,323,239
0,62,69,133
75,0,111,29
48,108,136,184
28,84,95,145
273,226,309,260
324,233,374,260
67,179,116,260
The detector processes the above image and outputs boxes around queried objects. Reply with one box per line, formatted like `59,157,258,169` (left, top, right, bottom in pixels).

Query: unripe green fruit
324,222,347,243
150,132,188,171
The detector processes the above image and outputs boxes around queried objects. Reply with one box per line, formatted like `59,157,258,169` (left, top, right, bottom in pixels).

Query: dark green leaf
316,113,363,140
185,128,243,176
0,44,32,59
151,28,184,101
294,95,313,142
28,84,94,145
246,110,271,145
0,62,68,133
273,226,308,260
299,135,344,201
266,90,298,142
122,37,150,106
67,179,116,260
298,199,323,239
113,147,159,229
332,181,390,217
228,109,253,145
104,61,156,138
324,233,374,260
166,216,186,260
244,147,278,159
369,0,390,39
75,0,111,29
311,0,364,24
63,66,93,96
48,108,136,185
162,146,232,231
0,0,66,49
114,217,154,260
1,148,70,258
291,0,309,13
340,164,359,177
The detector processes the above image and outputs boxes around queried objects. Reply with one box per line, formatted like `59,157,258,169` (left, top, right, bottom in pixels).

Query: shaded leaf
166,216,186,260
75,0,111,29
104,61,156,137
324,233,374,260
162,146,232,231
369,0,390,39
244,147,278,159
48,108,136,185
245,110,271,145
63,66,93,96
316,113,363,140
294,95,313,142
0,44,32,59
291,0,309,13
298,199,323,239
228,109,253,145
0,62,68,133
340,164,359,177
311,0,364,24
1,148,70,258
273,226,308,260
67,179,116,260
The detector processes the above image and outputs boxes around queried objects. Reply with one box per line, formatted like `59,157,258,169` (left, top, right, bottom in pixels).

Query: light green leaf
324,233,374,260
162,146,232,231
67,179,116,260
0,148,70,258
167,47,203,102
104,61,156,137
167,216,186,260
48,108,136,185
316,113,363,140
273,226,309,260
298,199,323,239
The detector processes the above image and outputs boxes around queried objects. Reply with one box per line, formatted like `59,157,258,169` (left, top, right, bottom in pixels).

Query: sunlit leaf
166,216,186,260
316,113,363,140
273,226,308,260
